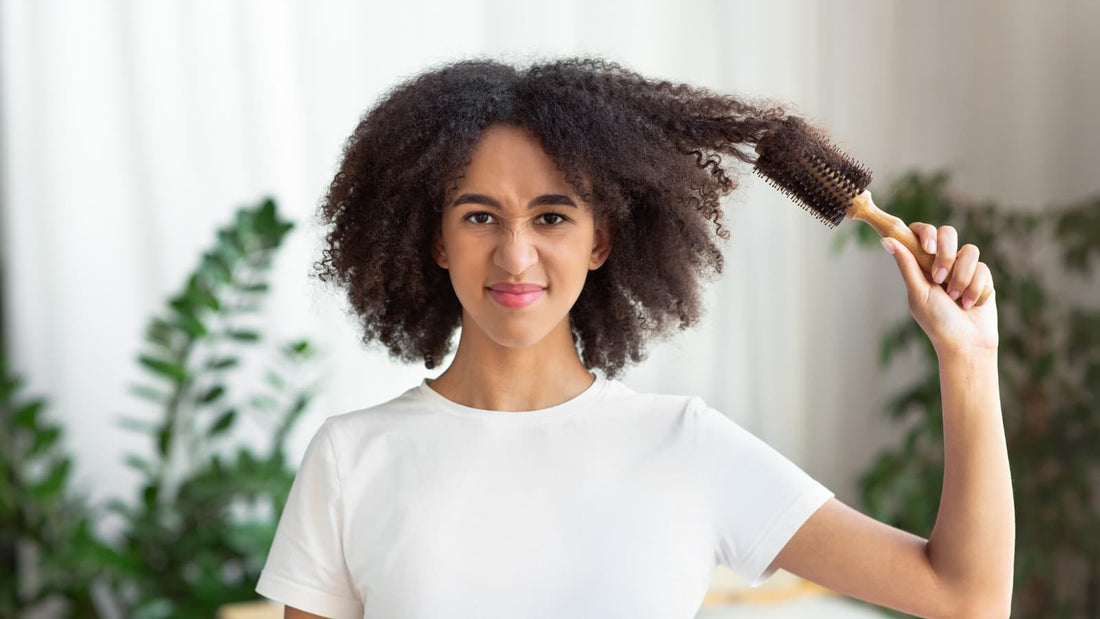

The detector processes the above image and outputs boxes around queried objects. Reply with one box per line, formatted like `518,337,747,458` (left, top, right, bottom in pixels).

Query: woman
256,57,1013,618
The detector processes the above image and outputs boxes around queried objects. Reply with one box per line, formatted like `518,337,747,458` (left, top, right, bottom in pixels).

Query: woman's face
433,123,611,350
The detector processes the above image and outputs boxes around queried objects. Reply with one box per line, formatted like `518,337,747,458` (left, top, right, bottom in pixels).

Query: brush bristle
753,117,873,228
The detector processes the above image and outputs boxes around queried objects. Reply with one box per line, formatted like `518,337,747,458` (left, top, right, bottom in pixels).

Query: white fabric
256,374,833,618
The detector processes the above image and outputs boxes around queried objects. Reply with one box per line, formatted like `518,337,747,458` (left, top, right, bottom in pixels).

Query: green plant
839,171,1100,618
2,197,321,618
0,355,114,618
98,197,323,618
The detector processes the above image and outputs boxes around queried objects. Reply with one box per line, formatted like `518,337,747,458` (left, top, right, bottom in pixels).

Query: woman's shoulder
318,382,431,432
601,378,714,417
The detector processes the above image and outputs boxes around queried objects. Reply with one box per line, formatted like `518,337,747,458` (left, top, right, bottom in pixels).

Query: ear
432,227,448,269
589,216,612,270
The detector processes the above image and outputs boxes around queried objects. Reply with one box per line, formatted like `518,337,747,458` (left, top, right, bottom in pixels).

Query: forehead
455,124,597,197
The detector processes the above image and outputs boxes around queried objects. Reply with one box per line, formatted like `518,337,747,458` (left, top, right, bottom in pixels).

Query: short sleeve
256,419,364,618
692,399,834,587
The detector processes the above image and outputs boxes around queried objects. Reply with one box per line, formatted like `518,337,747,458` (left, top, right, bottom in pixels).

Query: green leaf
235,282,270,294
30,425,62,456
258,198,276,224
156,426,171,458
129,384,170,405
0,372,24,401
142,483,160,510
285,339,314,357
172,308,208,338
187,277,221,312
205,356,240,371
208,409,237,438
30,458,72,499
232,302,263,313
218,227,247,256
265,370,285,390
117,414,157,434
235,208,256,234
104,498,133,519
288,393,311,417
138,355,189,382
250,395,278,411
198,385,226,404
124,454,157,477
225,329,261,343
12,398,45,429
201,251,233,283
276,220,295,239
144,318,177,349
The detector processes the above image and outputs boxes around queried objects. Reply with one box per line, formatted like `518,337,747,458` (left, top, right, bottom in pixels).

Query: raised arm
284,605,328,619
771,223,1014,618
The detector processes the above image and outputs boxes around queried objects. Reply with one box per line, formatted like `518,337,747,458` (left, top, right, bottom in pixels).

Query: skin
771,229,1013,618
424,123,612,412
287,125,1013,619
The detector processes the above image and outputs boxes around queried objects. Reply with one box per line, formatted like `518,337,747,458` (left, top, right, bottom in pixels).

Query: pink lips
486,283,546,309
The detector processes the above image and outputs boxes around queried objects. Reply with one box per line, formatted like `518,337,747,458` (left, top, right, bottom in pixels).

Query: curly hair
313,56,791,378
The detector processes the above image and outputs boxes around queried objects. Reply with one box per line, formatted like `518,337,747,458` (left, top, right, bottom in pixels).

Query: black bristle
753,116,872,228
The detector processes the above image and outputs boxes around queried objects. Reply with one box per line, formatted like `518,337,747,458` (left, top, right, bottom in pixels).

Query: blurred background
2,1,1098,617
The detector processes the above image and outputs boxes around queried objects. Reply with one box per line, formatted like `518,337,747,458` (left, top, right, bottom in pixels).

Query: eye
538,212,569,226
463,211,495,225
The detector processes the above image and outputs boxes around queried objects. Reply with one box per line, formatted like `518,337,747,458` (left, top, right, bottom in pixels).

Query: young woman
256,57,1013,619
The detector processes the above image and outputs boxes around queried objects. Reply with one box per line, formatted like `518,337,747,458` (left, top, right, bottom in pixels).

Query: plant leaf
138,355,189,382
198,385,226,404
207,409,237,438
13,398,45,429
225,329,261,343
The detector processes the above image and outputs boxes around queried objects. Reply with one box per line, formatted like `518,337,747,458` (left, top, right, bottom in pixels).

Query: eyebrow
450,193,578,209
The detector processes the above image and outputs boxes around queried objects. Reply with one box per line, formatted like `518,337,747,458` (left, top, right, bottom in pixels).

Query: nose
493,224,538,275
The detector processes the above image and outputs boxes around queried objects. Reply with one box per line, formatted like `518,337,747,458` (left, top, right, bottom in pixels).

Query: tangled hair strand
313,56,792,378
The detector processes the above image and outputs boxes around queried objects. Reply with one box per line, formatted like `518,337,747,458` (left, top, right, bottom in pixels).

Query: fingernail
926,239,936,253
949,289,961,300
962,297,975,310
881,239,896,255
934,268,947,284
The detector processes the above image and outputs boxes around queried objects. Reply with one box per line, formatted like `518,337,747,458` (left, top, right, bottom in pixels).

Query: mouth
486,287,545,309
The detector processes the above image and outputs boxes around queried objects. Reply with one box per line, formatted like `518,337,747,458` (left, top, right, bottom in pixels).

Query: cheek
558,230,596,264
440,241,492,302
544,237,597,284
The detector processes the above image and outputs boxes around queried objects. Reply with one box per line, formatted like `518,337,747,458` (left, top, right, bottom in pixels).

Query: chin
463,305,564,350
483,325,555,350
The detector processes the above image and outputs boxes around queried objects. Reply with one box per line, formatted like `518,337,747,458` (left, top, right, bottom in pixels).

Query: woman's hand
881,223,999,358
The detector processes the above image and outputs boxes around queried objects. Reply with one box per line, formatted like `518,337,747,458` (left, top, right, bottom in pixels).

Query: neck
427,315,595,412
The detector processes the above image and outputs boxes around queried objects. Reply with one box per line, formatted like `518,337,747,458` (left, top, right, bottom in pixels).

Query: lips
488,283,545,293
486,284,546,309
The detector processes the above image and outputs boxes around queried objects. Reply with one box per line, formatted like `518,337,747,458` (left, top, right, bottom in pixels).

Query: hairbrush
753,116,992,307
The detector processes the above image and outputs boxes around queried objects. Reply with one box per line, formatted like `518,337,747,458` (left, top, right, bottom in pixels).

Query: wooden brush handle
847,191,992,307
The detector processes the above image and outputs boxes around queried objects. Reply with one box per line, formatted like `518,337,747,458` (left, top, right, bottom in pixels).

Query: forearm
926,349,1014,613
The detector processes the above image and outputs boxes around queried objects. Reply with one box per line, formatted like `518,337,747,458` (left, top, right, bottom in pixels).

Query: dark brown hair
313,56,790,378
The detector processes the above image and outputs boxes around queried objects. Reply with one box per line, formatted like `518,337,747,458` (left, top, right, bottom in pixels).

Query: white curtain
3,0,1098,540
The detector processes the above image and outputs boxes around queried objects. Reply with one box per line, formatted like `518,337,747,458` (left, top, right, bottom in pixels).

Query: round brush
752,116,992,307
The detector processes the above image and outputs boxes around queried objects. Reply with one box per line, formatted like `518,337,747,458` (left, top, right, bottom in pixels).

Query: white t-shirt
255,373,833,618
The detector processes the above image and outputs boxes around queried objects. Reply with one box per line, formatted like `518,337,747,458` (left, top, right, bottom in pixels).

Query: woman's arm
927,349,1013,611
285,605,328,619
771,223,1014,618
